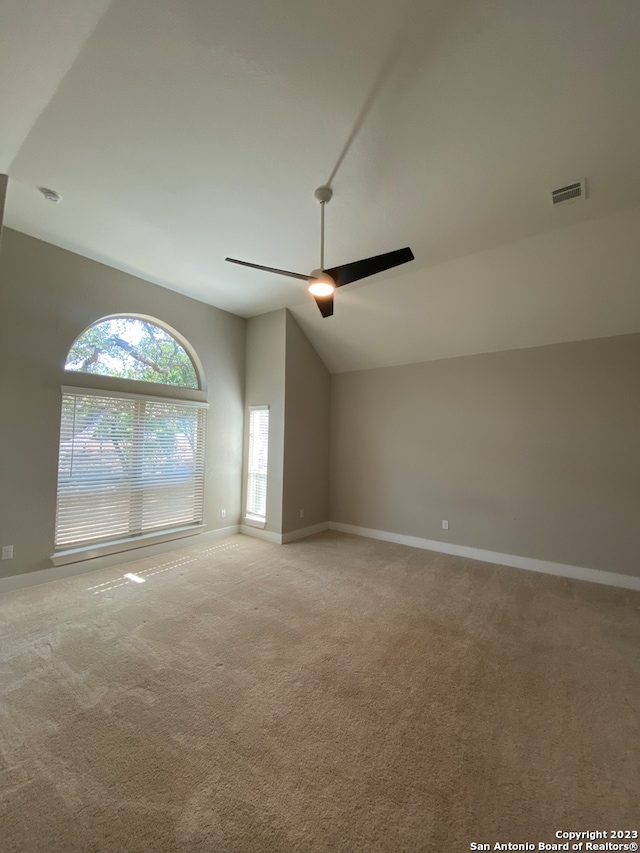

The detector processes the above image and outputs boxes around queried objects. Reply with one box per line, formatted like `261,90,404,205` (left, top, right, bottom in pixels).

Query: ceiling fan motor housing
314,186,333,204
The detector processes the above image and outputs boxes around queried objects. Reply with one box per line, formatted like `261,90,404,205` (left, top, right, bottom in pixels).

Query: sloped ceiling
3,0,640,371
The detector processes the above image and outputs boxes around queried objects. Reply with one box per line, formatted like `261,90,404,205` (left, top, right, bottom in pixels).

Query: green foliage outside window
65,318,199,388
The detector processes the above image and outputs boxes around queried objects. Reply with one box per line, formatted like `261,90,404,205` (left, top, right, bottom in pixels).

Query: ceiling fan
225,186,414,317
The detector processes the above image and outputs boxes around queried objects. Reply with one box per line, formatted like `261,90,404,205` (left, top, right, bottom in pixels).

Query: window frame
52,316,208,566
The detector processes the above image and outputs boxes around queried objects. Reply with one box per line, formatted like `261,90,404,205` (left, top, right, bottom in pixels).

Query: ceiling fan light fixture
308,280,335,297
308,269,335,297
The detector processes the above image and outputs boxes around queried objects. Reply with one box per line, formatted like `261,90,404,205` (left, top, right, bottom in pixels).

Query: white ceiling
3,0,640,371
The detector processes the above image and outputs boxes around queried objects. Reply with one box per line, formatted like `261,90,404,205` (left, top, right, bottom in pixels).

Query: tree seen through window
65,317,199,388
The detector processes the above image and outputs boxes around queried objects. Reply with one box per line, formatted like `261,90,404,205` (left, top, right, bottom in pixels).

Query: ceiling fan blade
325,247,414,288
313,293,334,318
225,257,309,281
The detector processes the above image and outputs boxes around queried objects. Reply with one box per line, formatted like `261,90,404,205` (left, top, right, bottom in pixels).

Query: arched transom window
65,316,199,388
54,316,207,559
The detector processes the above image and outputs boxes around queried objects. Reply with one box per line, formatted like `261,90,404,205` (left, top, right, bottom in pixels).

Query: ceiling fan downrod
314,185,333,269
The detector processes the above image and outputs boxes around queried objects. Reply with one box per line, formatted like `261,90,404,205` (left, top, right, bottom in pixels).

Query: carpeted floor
0,531,638,852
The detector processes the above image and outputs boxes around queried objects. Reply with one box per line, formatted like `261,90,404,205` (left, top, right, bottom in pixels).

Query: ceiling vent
551,180,586,206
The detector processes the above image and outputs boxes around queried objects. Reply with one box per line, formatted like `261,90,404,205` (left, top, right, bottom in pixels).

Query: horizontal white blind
55,392,206,549
247,407,269,519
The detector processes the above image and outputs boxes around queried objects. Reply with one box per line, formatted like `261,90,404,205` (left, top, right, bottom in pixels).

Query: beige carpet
0,532,638,852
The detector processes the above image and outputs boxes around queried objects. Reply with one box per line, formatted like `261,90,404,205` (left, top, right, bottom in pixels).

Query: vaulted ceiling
3,0,640,371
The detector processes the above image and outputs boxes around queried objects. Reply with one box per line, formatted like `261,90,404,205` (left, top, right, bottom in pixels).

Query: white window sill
243,515,266,529
51,524,205,566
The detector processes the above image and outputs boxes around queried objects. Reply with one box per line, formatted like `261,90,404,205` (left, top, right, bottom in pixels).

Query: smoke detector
551,179,586,207
38,187,62,203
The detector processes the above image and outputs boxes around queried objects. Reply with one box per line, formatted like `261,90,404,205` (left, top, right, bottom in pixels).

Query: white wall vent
551,180,586,206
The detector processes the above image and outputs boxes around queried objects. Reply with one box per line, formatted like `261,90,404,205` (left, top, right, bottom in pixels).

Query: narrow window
246,406,269,522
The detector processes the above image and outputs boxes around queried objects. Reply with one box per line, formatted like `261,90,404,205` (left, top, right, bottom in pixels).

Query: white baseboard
240,521,330,545
282,522,330,543
240,525,282,544
328,522,640,592
0,526,240,594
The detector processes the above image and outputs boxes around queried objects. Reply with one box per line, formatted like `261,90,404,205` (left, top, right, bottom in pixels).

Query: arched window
65,316,200,388
54,316,207,559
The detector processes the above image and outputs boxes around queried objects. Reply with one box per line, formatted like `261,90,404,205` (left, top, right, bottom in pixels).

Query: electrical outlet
2,545,14,560
220,509,227,519
299,509,304,519
441,520,449,530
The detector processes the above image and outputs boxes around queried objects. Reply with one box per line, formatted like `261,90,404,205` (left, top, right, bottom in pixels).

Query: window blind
55,391,207,549
246,406,269,519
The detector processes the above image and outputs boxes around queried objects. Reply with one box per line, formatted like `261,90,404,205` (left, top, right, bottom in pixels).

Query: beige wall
282,311,330,534
0,229,246,579
330,334,640,577
243,309,331,537
5,217,635,581
243,310,286,535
